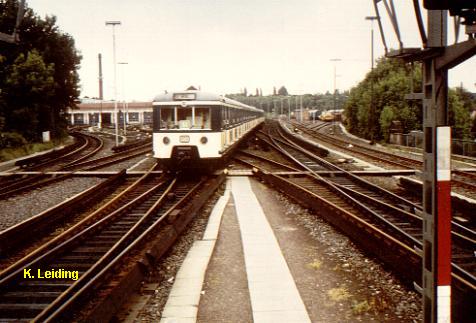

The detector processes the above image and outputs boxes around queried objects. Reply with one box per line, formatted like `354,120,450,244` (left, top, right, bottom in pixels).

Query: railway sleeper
0,291,60,303
0,303,46,318
59,254,101,262
83,241,117,248
49,263,92,270
17,281,71,289
72,246,111,253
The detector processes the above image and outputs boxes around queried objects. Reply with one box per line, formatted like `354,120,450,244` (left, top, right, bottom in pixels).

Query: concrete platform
157,175,423,322
231,176,311,322
160,182,231,323
161,177,311,323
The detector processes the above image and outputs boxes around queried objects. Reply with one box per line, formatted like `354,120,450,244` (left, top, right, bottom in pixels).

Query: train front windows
194,107,211,129
177,107,193,129
160,107,175,129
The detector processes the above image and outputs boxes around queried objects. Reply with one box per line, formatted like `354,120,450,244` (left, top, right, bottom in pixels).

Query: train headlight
163,137,170,145
200,136,208,144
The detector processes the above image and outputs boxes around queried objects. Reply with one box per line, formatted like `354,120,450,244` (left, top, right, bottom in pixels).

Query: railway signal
371,1,476,322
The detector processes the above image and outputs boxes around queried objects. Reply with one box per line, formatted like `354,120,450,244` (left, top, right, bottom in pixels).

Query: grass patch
307,259,322,270
0,140,71,162
327,287,351,302
352,300,372,314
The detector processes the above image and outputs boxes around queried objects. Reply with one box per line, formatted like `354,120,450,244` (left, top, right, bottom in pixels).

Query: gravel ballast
0,176,104,232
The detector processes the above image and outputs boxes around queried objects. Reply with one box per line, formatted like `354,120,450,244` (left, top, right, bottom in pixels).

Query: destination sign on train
173,93,196,100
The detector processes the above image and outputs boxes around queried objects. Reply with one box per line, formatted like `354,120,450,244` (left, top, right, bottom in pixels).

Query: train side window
195,107,211,129
221,106,230,129
160,107,175,129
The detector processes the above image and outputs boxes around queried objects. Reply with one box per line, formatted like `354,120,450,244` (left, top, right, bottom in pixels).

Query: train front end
152,91,222,172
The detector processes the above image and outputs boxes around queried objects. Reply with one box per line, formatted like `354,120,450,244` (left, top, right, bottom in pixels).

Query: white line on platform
160,180,230,323
232,176,311,323
128,157,150,170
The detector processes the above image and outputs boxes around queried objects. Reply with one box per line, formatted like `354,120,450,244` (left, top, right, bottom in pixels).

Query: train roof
153,90,263,112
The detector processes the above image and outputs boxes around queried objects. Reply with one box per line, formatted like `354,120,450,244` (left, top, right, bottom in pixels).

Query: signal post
372,0,476,321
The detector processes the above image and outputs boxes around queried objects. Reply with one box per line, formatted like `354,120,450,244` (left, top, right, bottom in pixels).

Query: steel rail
33,178,178,321
266,131,424,248
0,170,127,256
294,121,476,196
234,150,302,173
0,174,172,321
291,121,421,169
0,163,159,282
272,122,423,212
262,121,476,290
40,176,207,322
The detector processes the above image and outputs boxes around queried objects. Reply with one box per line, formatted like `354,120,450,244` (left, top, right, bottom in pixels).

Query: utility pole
287,97,290,120
300,95,303,122
330,58,341,132
98,53,103,128
366,16,378,144
330,58,341,111
105,20,121,146
118,62,128,135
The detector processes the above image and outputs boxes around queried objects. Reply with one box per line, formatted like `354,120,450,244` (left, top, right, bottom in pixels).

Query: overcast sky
27,0,475,101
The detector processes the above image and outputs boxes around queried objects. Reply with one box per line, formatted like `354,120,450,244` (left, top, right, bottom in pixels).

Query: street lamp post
118,62,128,135
105,20,121,146
300,95,303,122
330,58,342,133
366,16,378,144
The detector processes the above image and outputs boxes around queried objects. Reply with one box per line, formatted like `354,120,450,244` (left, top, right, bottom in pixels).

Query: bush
0,132,27,148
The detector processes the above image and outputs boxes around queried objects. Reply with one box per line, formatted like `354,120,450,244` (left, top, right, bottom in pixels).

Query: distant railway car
319,109,344,122
152,90,264,171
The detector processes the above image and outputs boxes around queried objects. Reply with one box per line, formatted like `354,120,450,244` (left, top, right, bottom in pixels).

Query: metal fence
400,131,476,157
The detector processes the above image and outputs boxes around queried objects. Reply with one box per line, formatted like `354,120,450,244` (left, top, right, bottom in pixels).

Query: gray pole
98,53,103,100
118,62,128,135
300,95,303,122
366,16,378,144
422,11,451,323
106,21,121,146
330,59,341,132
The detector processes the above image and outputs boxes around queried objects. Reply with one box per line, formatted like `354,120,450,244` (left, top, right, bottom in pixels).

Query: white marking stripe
160,181,231,322
437,127,451,181
437,285,451,323
128,157,149,170
232,177,311,323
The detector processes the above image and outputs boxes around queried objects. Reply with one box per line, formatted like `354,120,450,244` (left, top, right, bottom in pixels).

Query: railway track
0,171,132,264
15,131,104,171
0,131,104,199
0,135,151,199
291,121,476,198
244,121,475,319
0,166,221,321
291,121,421,169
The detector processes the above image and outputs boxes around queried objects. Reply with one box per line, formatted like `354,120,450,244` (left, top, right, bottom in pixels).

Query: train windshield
159,106,211,130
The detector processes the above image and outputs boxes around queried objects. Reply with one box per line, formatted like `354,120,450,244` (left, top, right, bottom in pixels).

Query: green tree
278,86,288,96
379,105,395,142
0,0,81,141
3,50,55,140
344,57,421,141
448,89,472,140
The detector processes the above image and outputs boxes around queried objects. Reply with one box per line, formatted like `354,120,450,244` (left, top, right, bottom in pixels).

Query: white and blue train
152,90,264,171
